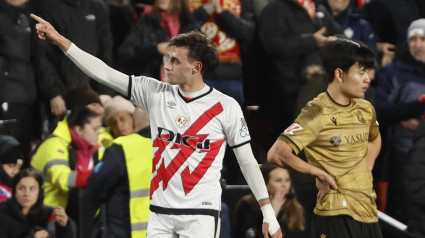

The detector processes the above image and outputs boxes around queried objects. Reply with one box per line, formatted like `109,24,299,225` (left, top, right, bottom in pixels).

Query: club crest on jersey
176,116,190,128
284,123,303,135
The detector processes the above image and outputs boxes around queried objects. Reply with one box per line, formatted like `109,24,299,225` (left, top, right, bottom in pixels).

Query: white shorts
147,212,220,238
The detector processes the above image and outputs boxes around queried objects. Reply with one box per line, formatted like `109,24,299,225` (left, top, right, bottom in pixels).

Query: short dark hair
319,38,375,84
169,31,218,74
67,107,99,128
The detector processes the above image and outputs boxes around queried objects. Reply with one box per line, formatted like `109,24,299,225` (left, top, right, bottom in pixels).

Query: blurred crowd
1,0,425,237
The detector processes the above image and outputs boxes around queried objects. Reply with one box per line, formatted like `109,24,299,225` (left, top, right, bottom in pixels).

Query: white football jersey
130,76,251,211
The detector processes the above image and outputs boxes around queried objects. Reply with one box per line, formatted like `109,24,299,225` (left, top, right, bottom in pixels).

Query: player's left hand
316,177,329,202
262,222,283,238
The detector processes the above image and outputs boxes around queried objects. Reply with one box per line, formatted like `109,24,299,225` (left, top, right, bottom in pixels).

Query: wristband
260,204,280,235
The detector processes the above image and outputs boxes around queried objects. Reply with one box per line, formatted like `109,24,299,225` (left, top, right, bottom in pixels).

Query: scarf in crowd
69,128,98,171
188,0,241,63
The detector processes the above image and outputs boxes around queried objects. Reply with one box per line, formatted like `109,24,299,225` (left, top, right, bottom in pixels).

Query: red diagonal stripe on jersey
181,138,225,195
150,102,224,198
152,138,167,173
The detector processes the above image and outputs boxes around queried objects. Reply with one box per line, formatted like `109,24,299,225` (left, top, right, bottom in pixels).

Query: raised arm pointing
30,14,130,96
31,14,71,52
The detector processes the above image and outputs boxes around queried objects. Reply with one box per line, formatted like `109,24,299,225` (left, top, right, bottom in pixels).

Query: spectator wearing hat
104,95,136,138
374,18,425,225
86,106,151,238
0,135,23,203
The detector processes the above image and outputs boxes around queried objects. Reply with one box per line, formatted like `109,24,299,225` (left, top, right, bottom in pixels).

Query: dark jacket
374,46,425,155
0,1,37,104
0,198,74,238
334,7,378,56
360,0,419,45
117,11,201,78
405,119,425,238
258,0,339,97
34,0,113,99
86,128,151,238
256,0,340,134
258,0,340,97
257,0,336,98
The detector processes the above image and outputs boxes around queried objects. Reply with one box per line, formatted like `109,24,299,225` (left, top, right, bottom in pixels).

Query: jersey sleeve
130,75,158,112
279,102,323,154
369,105,380,141
223,99,251,148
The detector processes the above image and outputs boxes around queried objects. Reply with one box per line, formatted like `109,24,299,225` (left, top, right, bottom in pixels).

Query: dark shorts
311,214,382,238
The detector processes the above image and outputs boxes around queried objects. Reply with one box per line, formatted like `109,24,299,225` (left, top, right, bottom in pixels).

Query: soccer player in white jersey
31,14,282,238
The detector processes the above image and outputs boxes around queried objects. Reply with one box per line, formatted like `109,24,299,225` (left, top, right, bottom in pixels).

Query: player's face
340,62,371,99
164,46,196,85
266,168,291,198
108,111,135,138
409,35,425,64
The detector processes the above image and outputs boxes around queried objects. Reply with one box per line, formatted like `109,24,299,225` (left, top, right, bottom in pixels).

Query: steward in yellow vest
86,127,152,238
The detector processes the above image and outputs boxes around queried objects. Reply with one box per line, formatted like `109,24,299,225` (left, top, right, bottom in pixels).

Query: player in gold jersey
268,39,383,238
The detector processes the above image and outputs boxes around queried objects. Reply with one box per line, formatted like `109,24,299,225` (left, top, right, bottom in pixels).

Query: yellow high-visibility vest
113,133,153,238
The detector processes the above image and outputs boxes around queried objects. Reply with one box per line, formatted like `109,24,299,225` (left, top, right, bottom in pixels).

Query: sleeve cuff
64,43,77,56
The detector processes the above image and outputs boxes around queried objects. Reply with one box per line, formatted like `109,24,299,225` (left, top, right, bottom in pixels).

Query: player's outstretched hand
30,14,71,52
262,222,283,238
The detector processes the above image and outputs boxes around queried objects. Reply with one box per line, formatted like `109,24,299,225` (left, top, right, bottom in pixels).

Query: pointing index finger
30,13,47,24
